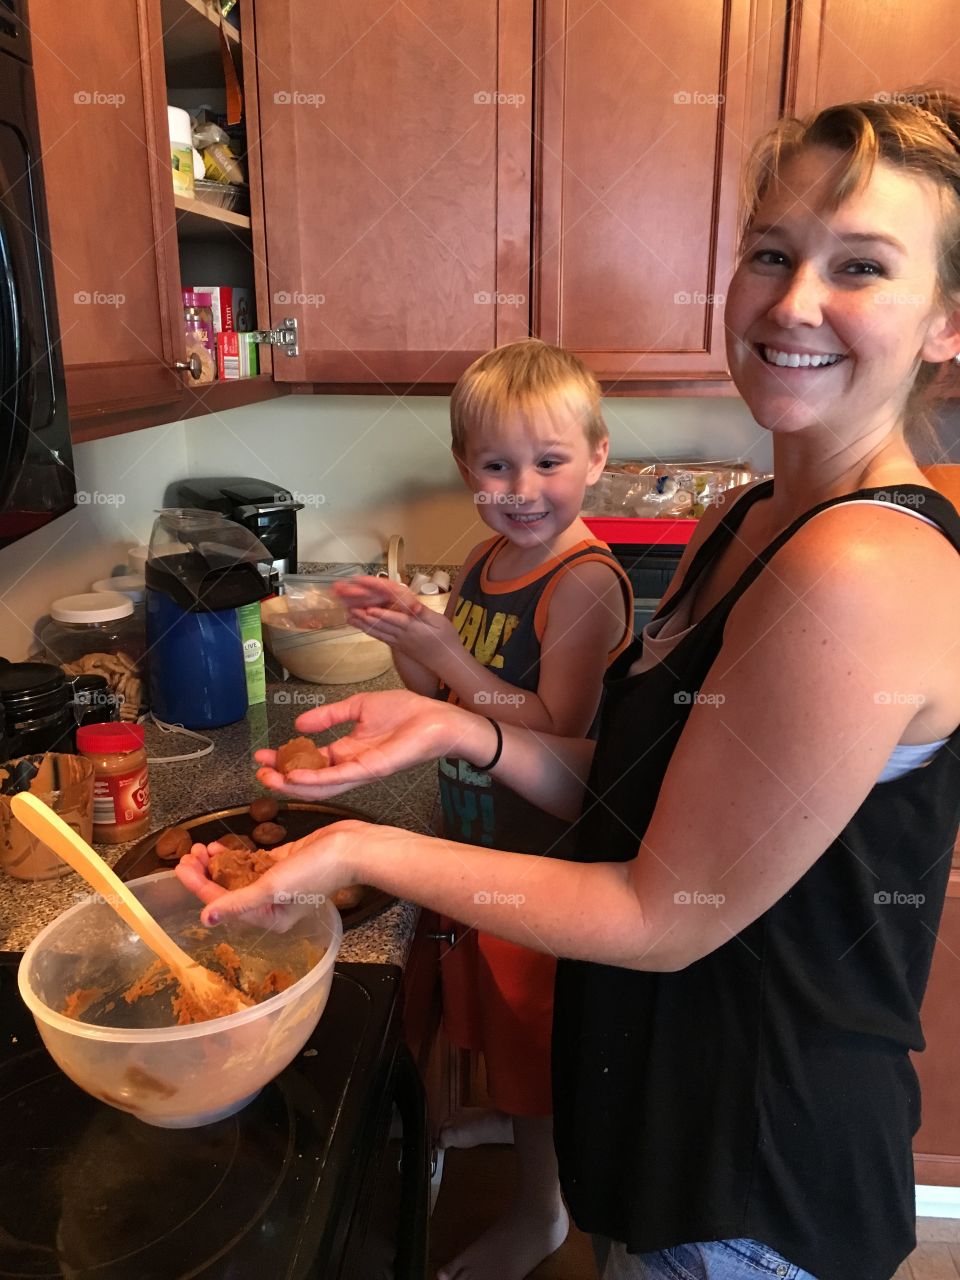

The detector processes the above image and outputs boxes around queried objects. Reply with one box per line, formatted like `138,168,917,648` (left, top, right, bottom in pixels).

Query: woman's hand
253,688,485,800
176,820,380,930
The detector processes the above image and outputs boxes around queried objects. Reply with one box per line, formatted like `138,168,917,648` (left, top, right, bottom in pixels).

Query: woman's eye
749,249,788,268
841,260,884,278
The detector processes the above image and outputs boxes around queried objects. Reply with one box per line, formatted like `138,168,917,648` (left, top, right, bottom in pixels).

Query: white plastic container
167,106,194,197
18,871,342,1128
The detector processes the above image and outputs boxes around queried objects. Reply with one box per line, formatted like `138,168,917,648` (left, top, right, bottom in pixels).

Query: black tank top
438,535,632,857
551,481,960,1280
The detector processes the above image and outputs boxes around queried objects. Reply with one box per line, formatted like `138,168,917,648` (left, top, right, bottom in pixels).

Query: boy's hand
351,599,455,664
336,575,458,667
334,576,421,615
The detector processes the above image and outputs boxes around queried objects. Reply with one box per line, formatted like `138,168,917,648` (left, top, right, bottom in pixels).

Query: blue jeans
597,1238,819,1279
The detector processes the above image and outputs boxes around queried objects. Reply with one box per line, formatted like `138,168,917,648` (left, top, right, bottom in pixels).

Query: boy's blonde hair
450,339,606,457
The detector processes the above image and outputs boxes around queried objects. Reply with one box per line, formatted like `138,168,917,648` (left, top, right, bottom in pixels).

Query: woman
180,93,960,1280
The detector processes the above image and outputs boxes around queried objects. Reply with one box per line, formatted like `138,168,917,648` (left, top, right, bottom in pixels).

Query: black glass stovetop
0,955,401,1278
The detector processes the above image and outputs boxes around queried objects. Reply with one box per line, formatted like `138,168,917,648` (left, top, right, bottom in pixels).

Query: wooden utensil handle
11,792,199,973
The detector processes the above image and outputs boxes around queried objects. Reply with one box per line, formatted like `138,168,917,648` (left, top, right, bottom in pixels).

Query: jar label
93,768,151,828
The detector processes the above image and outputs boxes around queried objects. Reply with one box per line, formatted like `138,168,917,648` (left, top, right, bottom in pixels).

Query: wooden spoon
11,793,252,1018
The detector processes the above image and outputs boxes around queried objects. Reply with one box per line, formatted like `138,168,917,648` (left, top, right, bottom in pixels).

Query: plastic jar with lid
0,661,77,759
75,723,151,843
40,592,145,722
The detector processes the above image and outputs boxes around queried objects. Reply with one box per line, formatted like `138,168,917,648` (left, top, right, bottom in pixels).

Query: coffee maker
164,477,302,580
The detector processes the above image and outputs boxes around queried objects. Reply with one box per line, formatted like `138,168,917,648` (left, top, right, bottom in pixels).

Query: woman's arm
256,689,596,822
183,505,960,971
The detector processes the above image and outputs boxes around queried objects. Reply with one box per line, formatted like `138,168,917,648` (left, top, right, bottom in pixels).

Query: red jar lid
76,723,145,755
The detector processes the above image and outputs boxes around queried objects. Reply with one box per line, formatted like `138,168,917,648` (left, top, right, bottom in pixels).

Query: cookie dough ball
155,825,192,862
331,884,365,911
208,846,276,891
249,796,280,823
252,821,287,847
216,832,257,853
275,735,326,775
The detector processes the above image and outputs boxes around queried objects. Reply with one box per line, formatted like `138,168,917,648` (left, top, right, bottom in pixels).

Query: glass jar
75,722,150,843
182,290,216,383
41,592,145,723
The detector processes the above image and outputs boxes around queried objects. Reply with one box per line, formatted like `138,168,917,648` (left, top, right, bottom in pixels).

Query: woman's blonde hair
450,339,606,458
739,88,960,455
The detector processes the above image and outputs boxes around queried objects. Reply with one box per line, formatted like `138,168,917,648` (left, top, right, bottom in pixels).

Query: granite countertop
0,666,438,964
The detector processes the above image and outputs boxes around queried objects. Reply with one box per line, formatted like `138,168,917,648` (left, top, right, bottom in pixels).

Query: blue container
146,589,248,729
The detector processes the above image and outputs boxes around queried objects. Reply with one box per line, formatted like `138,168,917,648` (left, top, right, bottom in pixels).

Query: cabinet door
534,0,784,383
913,888,960,1186
29,0,183,421
252,0,532,384
786,1,960,116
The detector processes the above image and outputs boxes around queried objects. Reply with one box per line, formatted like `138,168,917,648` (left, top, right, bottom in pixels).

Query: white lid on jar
50,591,134,623
92,575,146,603
127,546,149,571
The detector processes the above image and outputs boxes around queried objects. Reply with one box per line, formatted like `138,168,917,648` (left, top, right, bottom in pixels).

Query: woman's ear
585,436,609,486
920,298,960,364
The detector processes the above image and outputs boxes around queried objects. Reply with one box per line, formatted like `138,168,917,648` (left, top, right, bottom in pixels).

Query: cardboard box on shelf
191,286,254,334
217,330,259,380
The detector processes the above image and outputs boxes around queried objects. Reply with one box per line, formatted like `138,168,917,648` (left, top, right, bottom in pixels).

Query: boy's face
456,404,608,549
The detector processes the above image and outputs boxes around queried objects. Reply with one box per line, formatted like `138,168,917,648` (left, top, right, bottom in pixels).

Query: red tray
584,516,698,546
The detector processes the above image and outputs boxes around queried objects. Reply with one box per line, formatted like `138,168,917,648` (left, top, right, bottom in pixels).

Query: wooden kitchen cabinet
252,0,533,385
29,0,184,423
533,0,785,384
785,0,960,116
29,0,288,441
402,908,460,1147
913,876,960,1186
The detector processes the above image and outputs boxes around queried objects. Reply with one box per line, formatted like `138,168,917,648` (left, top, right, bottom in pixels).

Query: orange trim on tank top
532,554,634,665
478,536,609,595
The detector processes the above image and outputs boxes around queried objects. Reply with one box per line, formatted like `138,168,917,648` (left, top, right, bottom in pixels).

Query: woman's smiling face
725,145,959,441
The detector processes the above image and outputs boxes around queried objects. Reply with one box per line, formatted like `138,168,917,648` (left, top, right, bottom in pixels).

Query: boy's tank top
551,481,960,1280
438,535,632,857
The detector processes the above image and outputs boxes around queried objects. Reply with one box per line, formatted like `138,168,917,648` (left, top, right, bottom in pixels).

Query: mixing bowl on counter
261,589,392,684
18,871,342,1128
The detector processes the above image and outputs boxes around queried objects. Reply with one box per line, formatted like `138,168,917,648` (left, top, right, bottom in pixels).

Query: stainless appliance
0,2,75,548
164,477,303,578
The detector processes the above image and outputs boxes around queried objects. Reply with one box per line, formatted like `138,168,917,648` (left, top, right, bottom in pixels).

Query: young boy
337,339,632,1280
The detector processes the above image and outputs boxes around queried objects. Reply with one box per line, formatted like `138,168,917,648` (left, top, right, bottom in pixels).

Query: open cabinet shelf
173,193,251,239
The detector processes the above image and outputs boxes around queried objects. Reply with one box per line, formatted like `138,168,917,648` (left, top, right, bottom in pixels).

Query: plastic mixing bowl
18,870,342,1128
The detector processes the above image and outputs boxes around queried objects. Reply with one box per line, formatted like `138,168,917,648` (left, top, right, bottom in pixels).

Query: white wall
183,392,772,567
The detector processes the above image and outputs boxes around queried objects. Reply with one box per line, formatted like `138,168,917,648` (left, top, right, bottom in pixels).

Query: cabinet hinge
249,316,298,357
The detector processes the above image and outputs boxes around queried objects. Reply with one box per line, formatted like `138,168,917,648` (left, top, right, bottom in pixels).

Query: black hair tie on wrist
478,716,504,771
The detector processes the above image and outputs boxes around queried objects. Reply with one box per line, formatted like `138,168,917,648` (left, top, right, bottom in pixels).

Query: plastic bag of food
276,575,348,631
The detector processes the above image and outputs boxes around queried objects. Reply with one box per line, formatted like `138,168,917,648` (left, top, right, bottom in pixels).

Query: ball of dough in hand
275,735,327,775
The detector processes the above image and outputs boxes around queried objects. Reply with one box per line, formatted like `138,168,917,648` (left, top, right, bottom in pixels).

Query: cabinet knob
427,928,457,946
174,354,202,380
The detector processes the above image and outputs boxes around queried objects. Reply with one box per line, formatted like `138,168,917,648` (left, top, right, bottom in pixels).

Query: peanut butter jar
75,723,151,843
